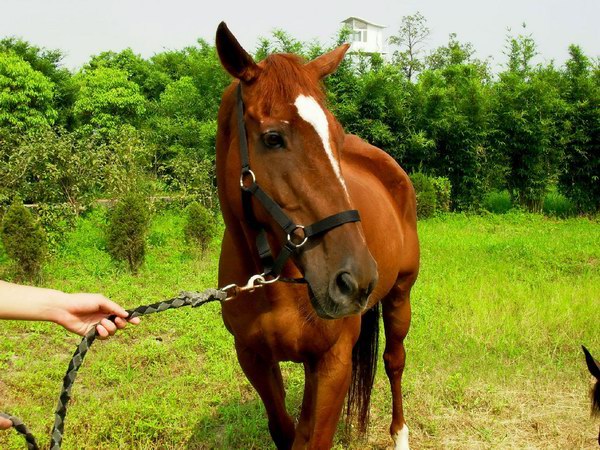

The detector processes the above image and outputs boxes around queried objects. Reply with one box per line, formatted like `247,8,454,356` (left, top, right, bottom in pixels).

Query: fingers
0,416,13,430
96,318,117,340
97,296,129,319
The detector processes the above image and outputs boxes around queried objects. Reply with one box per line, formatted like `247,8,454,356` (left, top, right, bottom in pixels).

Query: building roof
341,16,386,29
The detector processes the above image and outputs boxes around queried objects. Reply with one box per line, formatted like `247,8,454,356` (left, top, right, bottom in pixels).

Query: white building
341,16,386,55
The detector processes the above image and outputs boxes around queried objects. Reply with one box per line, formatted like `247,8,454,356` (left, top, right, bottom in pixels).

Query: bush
431,177,452,213
543,191,576,218
410,172,437,219
483,190,513,214
184,201,215,252
106,193,150,273
0,196,47,281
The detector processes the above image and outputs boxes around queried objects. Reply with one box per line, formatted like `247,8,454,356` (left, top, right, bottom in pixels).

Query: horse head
215,22,378,319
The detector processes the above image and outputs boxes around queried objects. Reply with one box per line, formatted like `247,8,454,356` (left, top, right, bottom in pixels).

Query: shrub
410,172,437,219
0,196,47,281
184,201,215,252
543,191,576,218
106,192,150,273
431,177,452,213
483,190,513,214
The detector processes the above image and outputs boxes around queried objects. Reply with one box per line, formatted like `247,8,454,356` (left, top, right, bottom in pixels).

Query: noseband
235,83,361,281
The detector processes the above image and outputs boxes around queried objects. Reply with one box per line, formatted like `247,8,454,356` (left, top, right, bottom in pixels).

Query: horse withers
215,22,419,449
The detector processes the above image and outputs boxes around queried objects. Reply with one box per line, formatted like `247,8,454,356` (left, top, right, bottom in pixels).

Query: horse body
215,23,419,449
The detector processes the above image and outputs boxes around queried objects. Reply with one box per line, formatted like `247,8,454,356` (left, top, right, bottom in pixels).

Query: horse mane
256,53,326,108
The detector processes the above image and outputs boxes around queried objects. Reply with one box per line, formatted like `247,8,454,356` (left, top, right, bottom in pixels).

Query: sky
1,0,598,71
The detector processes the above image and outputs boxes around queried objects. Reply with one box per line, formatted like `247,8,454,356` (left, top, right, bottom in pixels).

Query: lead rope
2,286,247,450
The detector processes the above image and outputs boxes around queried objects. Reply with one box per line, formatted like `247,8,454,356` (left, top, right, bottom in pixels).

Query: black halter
235,83,361,281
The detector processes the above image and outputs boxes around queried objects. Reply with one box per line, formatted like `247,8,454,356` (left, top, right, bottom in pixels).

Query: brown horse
215,22,419,449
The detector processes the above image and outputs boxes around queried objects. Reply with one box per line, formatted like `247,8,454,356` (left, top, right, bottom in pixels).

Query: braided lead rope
2,288,226,450
0,413,39,450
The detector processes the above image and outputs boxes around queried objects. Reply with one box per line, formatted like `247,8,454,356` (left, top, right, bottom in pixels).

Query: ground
0,209,598,449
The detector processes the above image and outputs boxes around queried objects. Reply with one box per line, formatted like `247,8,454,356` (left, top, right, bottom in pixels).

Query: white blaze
294,95,348,195
393,424,410,450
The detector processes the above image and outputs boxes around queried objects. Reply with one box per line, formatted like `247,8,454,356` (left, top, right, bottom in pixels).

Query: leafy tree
1,196,47,281
492,31,565,211
410,172,437,218
86,48,170,100
413,62,492,209
388,12,430,81
73,67,146,135
558,45,600,213
184,201,215,252
106,192,150,273
0,52,57,133
0,37,75,127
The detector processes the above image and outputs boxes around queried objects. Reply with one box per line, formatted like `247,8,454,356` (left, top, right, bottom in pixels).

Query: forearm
0,281,64,324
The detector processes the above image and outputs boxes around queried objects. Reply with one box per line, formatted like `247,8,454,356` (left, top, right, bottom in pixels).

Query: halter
235,83,361,281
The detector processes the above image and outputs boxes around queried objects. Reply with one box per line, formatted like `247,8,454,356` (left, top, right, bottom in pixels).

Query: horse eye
262,131,285,149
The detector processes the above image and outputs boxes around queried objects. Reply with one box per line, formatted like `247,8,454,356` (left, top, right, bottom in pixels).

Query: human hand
52,293,141,339
0,416,12,430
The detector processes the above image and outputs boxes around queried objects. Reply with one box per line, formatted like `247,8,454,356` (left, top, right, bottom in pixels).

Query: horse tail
346,303,380,435
582,346,600,416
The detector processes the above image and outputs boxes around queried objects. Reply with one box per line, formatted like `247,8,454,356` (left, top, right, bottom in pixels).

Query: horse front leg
382,285,412,450
235,344,296,450
293,339,354,449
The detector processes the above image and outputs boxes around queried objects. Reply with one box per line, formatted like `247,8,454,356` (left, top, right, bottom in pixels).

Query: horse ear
582,346,600,379
305,44,350,79
216,22,260,82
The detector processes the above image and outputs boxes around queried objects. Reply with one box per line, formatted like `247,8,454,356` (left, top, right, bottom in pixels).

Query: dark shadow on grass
185,397,273,449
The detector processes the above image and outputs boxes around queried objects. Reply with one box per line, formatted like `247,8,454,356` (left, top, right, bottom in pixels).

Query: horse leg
382,285,412,450
293,339,355,449
236,345,296,450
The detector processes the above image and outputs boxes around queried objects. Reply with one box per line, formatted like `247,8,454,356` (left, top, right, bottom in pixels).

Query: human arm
0,281,140,338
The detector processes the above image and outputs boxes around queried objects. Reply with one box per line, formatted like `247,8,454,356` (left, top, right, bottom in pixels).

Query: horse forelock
253,53,325,110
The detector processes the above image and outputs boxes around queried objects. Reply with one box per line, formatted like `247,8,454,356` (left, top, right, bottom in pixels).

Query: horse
582,346,600,446
215,22,419,449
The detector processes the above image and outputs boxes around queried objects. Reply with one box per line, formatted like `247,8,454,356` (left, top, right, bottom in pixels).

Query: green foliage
542,191,575,218
106,193,150,273
0,196,47,281
431,177,452,212
184,201,215,252
388,12,430,81
492,30,566,211
483,190,513,214
410,172,437,219
73,67,146,135
0,52,57,133
0,37,75,127
558,45,600,214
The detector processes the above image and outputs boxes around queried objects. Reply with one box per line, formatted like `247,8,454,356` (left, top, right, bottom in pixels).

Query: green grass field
1,209,598,449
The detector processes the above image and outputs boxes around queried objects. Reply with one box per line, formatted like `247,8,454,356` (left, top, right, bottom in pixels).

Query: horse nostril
335,272,358,298
365,280,375,298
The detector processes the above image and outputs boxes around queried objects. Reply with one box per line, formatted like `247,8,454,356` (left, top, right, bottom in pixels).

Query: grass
1,209,599,449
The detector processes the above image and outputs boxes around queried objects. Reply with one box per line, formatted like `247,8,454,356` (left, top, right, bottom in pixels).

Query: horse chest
222,294,344,362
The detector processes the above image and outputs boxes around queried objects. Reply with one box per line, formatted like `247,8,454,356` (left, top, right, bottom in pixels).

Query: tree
106,192,150,274
86,48,170,100
388,12,430,82
1,196,47,281
0,52,57,133
492,30,565,211
73,67,146,135
0,37,75,127
558,45,600,213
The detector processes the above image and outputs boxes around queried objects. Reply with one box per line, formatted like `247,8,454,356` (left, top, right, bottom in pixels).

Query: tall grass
0,210,598,449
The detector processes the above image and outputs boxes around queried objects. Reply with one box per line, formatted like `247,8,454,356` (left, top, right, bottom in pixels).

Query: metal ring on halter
240,169,256,191
287,225,308,249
